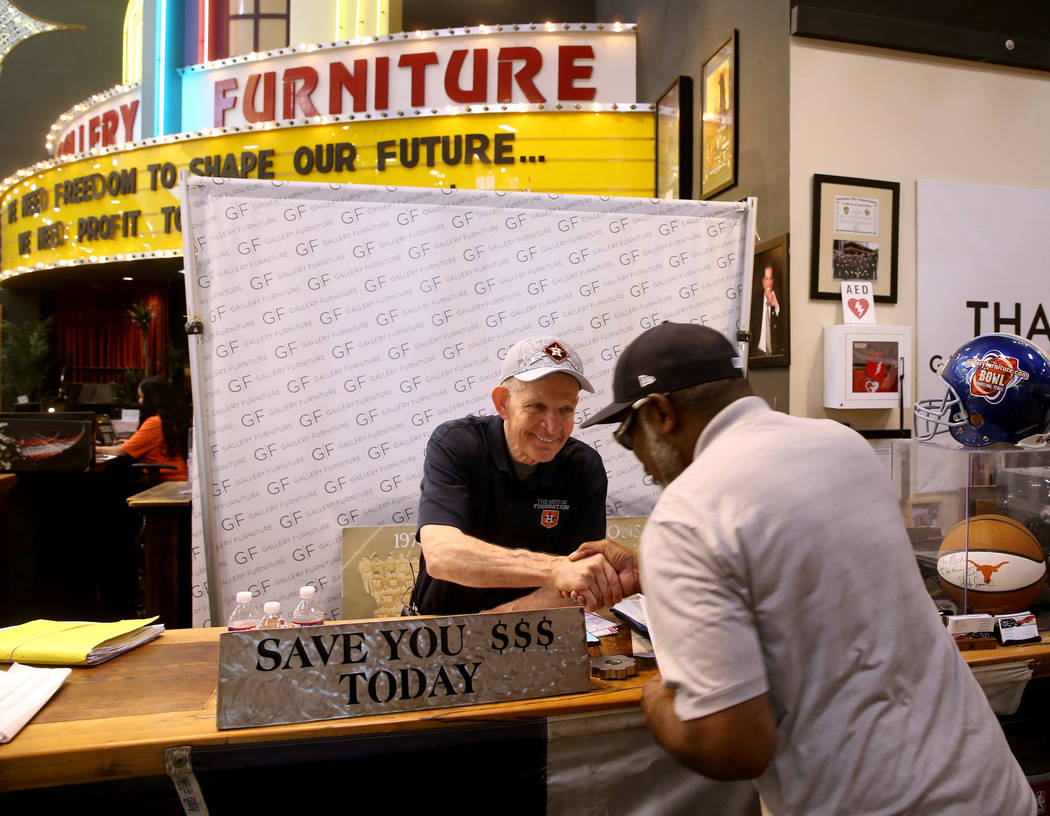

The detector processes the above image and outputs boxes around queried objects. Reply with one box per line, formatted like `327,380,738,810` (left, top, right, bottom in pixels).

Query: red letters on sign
244,72,276,122
206,42,602,125
214,79,238,127
444,48,487,104
283,66,319,119
329,59,368,114
101,109,119,145
496,47,544,103
558,45,595,100
120,100,139,141
398,51,440,107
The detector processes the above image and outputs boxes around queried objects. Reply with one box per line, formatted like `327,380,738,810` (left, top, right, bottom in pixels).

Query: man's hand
569,539,640,596
641,672,777,780
642,672,673,716
549,552,624,611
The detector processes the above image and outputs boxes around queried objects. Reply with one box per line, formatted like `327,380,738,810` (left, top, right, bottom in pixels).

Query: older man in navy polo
408,336,637,615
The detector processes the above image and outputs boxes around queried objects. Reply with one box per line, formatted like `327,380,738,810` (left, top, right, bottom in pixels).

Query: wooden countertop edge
959,633,1050,675
4,626,1048,792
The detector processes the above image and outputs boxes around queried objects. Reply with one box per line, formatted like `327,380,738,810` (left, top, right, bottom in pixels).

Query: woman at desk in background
98,377,188,482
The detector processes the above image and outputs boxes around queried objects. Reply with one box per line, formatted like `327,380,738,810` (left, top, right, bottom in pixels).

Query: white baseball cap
500,336,594,393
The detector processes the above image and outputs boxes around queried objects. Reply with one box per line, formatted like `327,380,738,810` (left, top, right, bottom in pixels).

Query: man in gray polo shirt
583,322,1034,815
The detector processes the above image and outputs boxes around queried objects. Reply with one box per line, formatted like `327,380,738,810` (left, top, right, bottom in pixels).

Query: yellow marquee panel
1,111,654,278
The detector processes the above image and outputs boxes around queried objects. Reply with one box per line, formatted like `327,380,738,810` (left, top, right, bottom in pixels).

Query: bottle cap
236,591,252,604
264,601,280,614
299,585,316,599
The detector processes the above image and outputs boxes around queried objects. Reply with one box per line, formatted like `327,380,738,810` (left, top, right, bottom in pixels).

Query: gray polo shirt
642,396,1034,815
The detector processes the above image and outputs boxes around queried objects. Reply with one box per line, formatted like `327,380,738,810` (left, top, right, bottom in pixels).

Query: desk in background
127,481,192,630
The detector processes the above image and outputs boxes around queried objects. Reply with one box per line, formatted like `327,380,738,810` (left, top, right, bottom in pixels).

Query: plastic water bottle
258,601,285,629
227,591,258,631
290,586,324,627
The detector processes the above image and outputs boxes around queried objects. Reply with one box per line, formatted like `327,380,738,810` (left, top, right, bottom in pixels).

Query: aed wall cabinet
824,324,912,409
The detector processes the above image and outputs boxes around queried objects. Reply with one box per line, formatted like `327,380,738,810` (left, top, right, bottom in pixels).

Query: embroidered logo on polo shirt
535,498,569,529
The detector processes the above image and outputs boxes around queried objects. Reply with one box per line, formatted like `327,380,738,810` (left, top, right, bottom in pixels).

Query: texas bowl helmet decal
914,333,1050,447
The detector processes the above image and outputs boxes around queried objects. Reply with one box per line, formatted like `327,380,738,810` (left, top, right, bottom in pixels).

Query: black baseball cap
580,322,744,427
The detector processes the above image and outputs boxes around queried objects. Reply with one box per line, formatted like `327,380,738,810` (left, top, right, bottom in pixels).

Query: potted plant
112,367,144,407
127,301,156,379
1,318,54,410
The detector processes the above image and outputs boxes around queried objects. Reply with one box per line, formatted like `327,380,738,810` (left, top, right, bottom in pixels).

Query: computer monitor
0,412,95,471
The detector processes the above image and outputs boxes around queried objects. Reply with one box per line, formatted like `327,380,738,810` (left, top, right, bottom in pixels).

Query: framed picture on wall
748,233,790,368
654,75,693,199
699,30,737,199
810,174,900,303
904,498,944,531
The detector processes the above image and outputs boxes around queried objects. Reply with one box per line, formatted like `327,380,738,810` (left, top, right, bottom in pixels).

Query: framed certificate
810,174,900,303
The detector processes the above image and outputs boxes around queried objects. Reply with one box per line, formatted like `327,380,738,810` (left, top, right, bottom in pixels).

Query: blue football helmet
913,333,1050,447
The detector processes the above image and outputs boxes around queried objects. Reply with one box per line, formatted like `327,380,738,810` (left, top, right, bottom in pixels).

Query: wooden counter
0,624,648,792
126,481,192,628
1,625,1046,794
961,632,1050,677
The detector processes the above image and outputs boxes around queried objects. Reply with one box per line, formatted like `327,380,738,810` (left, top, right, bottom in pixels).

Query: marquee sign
0,108,653,278
216,608,590,729
179,24,636,132
48,84,142,157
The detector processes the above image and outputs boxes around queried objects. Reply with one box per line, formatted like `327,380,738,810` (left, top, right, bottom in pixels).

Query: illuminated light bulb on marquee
0,0,79,73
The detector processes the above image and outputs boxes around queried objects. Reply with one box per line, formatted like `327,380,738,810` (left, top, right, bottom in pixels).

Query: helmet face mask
913,334,1050,447
913,386,969,440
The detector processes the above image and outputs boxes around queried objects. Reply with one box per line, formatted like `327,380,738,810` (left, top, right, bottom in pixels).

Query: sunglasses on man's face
613,395,655,451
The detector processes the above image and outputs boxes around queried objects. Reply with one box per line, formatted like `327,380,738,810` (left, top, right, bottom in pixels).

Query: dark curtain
49,287,169,383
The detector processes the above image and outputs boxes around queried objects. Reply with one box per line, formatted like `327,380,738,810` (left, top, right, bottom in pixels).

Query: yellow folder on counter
0,617,163,666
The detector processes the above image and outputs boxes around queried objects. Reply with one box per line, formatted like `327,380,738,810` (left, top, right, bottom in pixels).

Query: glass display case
892,439,1050,617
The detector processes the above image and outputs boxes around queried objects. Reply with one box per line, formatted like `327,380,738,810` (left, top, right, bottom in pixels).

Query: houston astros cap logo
543,341,567,362
964,352,1029,404
541,510,559,528
500,336,594,392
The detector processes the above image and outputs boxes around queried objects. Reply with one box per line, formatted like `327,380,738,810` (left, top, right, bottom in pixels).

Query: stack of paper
611,595,650,637
0,618,164,666
0,663,71,743
585,611,619,638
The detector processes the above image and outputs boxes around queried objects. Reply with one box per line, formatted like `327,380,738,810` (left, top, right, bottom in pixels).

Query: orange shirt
122,415,188,481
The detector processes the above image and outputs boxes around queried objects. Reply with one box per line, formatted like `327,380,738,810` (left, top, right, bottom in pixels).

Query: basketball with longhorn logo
937,514,1047,614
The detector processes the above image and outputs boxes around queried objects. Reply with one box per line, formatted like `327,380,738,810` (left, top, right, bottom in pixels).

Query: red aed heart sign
865,360,887,379
847,298,869,319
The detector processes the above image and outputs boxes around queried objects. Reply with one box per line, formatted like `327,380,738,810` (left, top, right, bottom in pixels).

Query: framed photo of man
749,234,790,368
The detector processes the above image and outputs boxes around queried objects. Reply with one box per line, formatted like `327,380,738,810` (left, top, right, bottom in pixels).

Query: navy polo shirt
411,414,607,615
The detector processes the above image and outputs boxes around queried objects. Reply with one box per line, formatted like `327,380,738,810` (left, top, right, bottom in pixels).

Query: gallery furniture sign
182,177,755,626
180,25,636,131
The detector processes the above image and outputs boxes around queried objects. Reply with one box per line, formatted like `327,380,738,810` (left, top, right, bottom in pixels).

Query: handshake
555,538,641,611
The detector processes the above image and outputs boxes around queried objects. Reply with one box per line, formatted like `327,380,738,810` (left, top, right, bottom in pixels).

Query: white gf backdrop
182,177,755,626
916,179,1050,399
